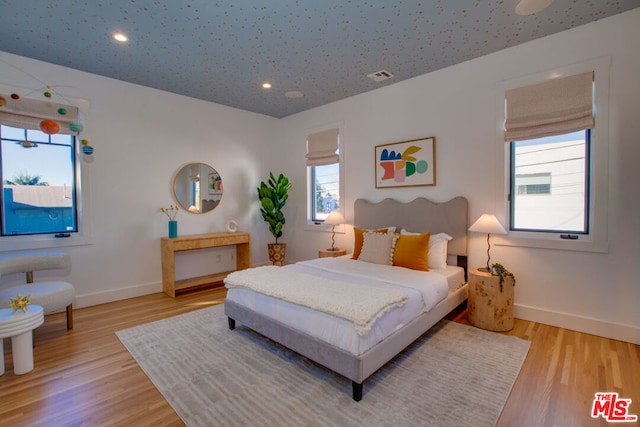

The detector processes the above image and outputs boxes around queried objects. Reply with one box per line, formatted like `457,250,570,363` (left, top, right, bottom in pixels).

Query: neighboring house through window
510,130,589,233
1,125,77,235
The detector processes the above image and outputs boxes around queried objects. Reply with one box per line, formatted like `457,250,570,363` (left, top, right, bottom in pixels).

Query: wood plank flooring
1,287,638,426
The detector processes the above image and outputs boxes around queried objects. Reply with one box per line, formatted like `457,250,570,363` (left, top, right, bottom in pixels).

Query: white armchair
0,252,75,329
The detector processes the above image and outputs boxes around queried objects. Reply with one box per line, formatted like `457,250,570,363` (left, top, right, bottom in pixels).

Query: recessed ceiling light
113,33,128,42
262,82,272,89
515,0,554,15
285,91,304,99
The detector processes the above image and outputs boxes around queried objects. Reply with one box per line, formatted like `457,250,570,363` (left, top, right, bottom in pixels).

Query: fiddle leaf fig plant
490,262,516,292
257,172,292,244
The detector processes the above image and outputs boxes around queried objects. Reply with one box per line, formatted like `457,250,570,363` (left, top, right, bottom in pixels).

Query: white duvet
224,264,409,335
225,257,452,355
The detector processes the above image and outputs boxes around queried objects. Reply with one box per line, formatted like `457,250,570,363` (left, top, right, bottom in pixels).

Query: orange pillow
352,227,392,259
393,232,431,271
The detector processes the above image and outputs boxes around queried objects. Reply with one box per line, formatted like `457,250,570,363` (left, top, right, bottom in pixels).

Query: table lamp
468,214,507,272
324,210,345,251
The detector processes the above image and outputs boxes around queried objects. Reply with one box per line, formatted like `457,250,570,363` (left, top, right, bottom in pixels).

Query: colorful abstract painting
375,137,436,188
208,172,223,194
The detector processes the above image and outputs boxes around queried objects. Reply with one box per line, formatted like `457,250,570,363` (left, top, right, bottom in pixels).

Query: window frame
509,129,591,234
493,57,610,253
1,125,79,236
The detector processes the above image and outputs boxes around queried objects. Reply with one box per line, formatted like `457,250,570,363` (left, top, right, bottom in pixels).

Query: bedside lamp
469,214,507,272
324,210,345,251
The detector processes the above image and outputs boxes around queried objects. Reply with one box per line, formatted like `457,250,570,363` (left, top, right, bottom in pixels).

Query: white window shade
0,94,79,135
505,71,593,142
306,128,339,166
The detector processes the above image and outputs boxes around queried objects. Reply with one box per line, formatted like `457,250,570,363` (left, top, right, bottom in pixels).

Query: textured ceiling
1,1,638,118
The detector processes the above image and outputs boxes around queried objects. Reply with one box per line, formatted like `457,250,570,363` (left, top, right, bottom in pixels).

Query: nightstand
468,267,514,331
318,248,347,258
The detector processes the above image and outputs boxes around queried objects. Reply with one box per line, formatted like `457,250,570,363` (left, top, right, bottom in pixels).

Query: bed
224,196,469,401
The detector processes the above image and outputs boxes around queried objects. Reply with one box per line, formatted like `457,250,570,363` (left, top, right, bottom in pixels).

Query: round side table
468,268,514,331
0,305,44,375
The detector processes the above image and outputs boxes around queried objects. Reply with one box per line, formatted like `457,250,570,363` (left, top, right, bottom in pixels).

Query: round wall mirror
173,163,223,214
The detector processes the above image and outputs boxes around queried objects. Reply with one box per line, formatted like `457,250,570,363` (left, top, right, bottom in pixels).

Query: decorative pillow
393,232,431,271
352,226,396,259
357,232,398,265
400,229,452,269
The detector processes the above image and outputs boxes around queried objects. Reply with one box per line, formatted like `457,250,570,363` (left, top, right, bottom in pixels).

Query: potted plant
490,262,516,292
257,172,292,265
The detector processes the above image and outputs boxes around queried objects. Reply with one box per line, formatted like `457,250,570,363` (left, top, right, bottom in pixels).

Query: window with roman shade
306,127,341,224
495,58,610,253
0,94,83,240
504,71,594,142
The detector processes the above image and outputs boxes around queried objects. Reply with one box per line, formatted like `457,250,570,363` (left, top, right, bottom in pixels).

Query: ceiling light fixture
262,82,272,89
285,91,304,99
113,32,128,42
515,0,554,16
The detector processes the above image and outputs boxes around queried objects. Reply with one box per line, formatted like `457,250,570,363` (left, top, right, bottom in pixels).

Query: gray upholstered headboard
353,197,469,257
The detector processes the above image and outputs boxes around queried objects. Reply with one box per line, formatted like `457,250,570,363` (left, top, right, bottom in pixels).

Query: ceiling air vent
367,70,394,82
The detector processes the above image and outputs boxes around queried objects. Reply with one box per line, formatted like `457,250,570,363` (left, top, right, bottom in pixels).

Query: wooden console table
161,232,251,297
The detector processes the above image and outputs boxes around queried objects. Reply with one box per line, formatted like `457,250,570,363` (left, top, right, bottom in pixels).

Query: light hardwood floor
1,287,638,426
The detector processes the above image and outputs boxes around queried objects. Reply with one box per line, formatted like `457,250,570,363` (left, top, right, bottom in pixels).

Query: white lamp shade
324,210,345,226
469,214,507,235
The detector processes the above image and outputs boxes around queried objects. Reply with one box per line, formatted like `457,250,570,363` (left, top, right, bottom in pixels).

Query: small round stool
0,305,44,375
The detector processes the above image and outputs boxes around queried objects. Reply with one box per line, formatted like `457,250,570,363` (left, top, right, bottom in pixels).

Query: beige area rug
116,304,530,427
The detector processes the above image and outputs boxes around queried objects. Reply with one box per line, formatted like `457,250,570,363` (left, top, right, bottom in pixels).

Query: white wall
278,9,640,344
0,51,279,306
1,9,638,344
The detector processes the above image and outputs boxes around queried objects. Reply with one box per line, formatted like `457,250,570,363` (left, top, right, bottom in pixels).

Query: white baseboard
73,284,639,345
515,304,640,345
75,281,162,309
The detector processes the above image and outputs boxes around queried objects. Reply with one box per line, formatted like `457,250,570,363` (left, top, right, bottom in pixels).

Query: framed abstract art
375,136,436,188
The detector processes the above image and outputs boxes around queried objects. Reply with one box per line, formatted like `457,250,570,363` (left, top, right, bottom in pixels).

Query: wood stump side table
468,268,514,331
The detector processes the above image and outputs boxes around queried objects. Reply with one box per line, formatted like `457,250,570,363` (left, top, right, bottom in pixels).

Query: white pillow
358,231,398,265
400,229,452,269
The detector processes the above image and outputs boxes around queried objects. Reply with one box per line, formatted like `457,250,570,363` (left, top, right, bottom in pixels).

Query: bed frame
225,197,469,401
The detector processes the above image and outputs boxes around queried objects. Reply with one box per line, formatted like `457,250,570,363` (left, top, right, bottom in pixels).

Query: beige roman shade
504,71,594,142
306,128,339,166
0,94,79,135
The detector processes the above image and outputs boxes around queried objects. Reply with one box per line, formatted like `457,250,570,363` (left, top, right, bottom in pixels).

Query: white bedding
225,258,463,355
224,264,409,335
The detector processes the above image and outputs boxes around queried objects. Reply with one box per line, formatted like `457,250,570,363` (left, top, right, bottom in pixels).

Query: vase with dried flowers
160,205,179,238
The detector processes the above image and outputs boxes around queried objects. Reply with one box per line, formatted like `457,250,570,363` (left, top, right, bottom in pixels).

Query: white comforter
224,264,408,335
293,257,449,313
226,258,449,347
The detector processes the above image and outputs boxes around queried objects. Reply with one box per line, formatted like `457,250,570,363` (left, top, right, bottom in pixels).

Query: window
311,162,340,222
1,125,78,236
510,130,589,233
0,93,88,249
495,58,610,253
305,128,341,224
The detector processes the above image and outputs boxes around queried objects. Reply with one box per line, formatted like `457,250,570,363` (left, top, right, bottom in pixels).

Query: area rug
116,304,530,427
